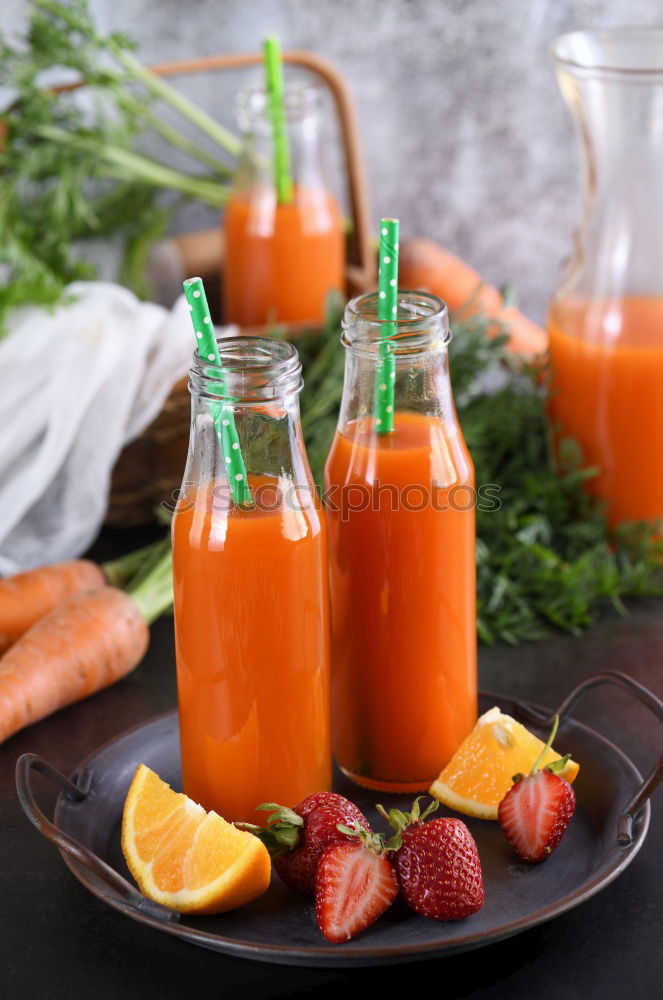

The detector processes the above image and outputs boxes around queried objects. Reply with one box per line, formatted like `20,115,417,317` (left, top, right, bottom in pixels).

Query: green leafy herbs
297,310,663,645
0,0,239,331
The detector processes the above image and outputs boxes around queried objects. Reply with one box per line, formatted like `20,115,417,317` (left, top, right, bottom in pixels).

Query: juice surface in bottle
224,184,344,326
324,292,477,792
548,297,663,526
223,81,344,327
172,338,331,823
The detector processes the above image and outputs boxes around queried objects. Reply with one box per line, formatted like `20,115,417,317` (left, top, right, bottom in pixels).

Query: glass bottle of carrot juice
548,29,663,527
324,292,477,792
223,81,345,327
172,338,331,822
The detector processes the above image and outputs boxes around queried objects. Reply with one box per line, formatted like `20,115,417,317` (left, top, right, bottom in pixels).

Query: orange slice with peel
121,764,271,914
429,707,579,820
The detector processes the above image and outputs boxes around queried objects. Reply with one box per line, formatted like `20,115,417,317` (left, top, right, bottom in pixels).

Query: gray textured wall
7,0,662,320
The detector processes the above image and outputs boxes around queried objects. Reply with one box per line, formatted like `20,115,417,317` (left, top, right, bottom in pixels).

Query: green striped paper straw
183,277,252,506
263,35,294,205
375,217,399,434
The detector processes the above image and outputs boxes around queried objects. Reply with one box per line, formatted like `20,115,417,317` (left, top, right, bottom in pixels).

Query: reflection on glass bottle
548,29,663,527
324,292,477,793
172,338,331,823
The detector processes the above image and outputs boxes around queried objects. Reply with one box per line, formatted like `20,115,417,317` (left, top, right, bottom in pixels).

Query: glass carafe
172,338,331,823
324,292,477,792
548,29,663,527
223,81,345,327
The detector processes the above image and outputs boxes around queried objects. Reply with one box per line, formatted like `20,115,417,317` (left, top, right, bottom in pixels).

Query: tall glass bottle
223,81,345,327
172,338,331,823
324,292,477,792
548,29,663,527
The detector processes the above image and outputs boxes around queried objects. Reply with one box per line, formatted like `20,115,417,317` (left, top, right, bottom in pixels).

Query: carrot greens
0,0,239,331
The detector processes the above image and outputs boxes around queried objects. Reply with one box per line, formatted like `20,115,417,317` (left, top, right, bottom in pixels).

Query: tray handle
15,753,179,924
513,671,663,848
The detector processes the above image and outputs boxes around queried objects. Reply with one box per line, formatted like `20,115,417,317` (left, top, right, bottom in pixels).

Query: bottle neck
234,82,329,195
337,292,457,431
184,338,313,495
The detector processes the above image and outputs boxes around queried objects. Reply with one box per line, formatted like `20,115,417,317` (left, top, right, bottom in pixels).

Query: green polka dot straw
263,35,293,205
375,217,399,434
183,277,252,506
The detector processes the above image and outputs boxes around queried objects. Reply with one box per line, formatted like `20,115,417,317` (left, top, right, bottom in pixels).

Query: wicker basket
102,49,374,526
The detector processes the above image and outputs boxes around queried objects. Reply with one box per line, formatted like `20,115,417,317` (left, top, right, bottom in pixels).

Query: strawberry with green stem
378,796,485,921
497,714,576,862
237,792,371,895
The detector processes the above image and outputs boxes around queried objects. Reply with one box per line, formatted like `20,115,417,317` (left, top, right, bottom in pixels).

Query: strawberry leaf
545,754,572,775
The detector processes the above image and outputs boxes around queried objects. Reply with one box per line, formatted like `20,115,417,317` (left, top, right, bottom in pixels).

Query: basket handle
15,753,178,924
513,671,663,847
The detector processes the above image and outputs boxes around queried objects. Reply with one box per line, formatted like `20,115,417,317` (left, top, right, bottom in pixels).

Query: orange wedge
121,764,271,914
429,707,579,820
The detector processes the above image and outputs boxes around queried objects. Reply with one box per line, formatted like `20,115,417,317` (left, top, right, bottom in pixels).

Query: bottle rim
189,337,303,404
550,28,663,80
236,79,321,128
342,290,451,355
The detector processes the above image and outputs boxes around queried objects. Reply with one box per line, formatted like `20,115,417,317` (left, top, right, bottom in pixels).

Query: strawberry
238,792,371,895
379,797,484,921
497,715,576,862
315,834,399,942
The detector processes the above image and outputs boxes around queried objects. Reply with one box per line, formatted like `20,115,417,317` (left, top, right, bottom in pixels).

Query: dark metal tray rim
59,769,649,965
40,674,659,966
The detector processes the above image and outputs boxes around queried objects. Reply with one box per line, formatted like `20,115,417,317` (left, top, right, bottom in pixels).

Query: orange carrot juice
548,297,663,525
172,476,331,823
324,411,477,792
223,186,344,326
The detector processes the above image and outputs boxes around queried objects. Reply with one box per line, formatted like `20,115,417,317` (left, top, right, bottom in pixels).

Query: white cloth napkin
0,282,194,575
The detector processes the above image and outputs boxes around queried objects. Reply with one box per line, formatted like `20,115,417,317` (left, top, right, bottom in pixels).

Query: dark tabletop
1,526,662,1000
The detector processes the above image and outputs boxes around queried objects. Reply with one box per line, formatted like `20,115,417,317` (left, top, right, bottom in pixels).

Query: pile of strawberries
244,743,577,943
247,792,484,942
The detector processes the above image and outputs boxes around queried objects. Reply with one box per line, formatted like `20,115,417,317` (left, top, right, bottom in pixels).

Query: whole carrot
0,561,105,655
0,546,172,743
398,237,547,357
0,539,166,655
0,589,146,743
